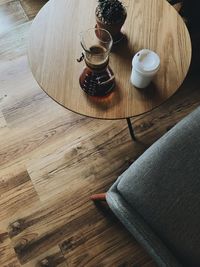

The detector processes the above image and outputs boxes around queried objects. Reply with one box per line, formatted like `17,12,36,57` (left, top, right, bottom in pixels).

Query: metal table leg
126,118,136,141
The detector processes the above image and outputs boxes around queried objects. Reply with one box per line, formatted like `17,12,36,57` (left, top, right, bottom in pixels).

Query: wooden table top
28,0,191,120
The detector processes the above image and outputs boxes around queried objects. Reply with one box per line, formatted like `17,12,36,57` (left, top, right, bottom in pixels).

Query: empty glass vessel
79,28,115,97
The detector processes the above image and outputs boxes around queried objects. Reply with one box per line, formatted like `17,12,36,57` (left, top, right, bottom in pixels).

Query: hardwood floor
0,0,199,266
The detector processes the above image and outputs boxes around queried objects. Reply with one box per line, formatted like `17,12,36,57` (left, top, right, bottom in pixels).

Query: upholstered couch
93,106,200,267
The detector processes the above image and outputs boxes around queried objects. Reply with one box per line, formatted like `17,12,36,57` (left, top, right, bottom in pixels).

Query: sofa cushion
106,106,200,267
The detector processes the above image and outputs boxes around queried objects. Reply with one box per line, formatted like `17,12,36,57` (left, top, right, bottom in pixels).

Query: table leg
126,118,136,141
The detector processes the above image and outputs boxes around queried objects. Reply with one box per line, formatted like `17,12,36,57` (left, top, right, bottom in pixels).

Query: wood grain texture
28,0,191,119
0,0,28,35
0,231,21,267
8,193,156,266
0,166,40,228
0,21,31,61
23,246,67,267
59,207,156,267
0,111,7,128
19,0,47,19
0,0,200,266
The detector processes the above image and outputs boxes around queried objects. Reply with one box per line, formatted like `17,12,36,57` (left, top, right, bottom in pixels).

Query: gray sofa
106,106,200,267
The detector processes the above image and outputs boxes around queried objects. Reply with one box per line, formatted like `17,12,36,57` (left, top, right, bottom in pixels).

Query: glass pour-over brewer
79,28,115,97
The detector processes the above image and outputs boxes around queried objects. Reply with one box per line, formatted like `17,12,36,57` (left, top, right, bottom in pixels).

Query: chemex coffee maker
78,28,115,97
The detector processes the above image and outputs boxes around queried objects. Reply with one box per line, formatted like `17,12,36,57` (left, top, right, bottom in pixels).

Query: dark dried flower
96,0,126,24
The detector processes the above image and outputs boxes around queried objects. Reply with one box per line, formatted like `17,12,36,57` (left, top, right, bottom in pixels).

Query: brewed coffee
79,28,115,97
79,65,115,97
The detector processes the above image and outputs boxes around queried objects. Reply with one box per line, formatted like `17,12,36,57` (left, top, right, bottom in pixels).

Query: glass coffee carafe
79,28,115,97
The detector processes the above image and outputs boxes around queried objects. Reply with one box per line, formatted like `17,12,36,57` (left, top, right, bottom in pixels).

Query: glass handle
77,53,85,63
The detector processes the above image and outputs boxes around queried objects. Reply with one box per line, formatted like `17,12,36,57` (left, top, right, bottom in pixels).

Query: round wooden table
28,0,191,140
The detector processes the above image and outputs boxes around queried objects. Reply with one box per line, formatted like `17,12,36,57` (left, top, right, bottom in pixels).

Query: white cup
131,49,160,89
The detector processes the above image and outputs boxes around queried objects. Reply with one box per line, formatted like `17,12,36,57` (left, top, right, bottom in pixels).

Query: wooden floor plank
133,72,200,142
0,0,16,5
0,110,7,128
0,165,40,226
0,21,31,61
19,0,47,19
59,205,156,267
23,246,67,267
26,117,137,202
8,196,155,266
0,231,21,267
9,199,97,263
0,1,28,35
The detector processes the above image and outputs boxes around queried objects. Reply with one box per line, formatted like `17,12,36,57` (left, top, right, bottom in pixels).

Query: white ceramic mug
131,49,160,89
